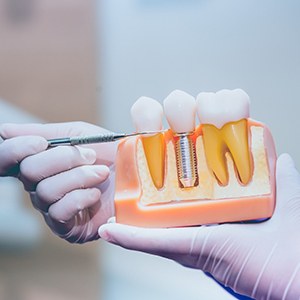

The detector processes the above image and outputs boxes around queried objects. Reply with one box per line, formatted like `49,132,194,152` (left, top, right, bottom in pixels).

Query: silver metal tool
47,130,165,147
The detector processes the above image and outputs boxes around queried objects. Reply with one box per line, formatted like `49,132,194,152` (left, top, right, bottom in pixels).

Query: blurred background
0,0,299,299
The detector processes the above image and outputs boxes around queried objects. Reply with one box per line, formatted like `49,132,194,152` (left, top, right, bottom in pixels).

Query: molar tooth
196,89,252,185
197,89,250,129
131,97,165,189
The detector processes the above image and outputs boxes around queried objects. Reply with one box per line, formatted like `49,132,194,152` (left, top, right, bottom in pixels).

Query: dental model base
114,89,276,228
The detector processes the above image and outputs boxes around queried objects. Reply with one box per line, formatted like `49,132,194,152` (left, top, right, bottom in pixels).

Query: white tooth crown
131,96,163,131
163,90,196,133
196,89,250,129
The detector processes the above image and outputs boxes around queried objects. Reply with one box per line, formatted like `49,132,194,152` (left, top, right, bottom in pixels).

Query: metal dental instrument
47,130,166,147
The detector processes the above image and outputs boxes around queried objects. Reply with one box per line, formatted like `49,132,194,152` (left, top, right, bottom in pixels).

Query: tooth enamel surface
196,89,252,185
131,97,165,189
163,90,196,133
130,96,163,131
197,89,250,129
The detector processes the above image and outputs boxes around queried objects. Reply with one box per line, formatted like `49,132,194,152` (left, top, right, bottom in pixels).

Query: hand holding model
0,88,296,299
99,153,300,299
99,89,299,299
0,122,117,243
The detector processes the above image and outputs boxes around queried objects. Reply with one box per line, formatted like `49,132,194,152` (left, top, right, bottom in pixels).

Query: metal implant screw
175,133,198,188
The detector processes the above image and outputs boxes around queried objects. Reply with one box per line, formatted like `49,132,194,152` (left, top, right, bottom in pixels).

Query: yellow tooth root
202,125,229,186
222,119,252,185
202,119,253,186
142,134,165,189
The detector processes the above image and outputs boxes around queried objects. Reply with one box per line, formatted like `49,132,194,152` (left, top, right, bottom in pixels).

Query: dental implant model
114,89,277,228
163,90,197,188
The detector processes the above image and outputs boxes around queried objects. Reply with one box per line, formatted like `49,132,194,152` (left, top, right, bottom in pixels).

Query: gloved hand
99,153,300,299
0,122,117,243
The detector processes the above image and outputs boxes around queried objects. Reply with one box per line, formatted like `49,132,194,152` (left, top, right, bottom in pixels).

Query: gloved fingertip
276,153,298,178
277,153,295,168
22,135,48,153
89,187,101,199
275,153,300,201
98,223,131,244
41,137,49,148
98,224,114,242
96,165,110,179
0,123,13,139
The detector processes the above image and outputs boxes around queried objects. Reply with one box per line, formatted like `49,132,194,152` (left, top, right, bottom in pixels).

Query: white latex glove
99,153,300,299
0,122,117,243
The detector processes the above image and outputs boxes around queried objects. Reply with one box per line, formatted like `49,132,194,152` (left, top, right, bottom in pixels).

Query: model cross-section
114,89,277,228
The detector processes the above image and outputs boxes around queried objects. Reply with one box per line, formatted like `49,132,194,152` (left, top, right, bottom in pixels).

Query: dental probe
47,130,166,147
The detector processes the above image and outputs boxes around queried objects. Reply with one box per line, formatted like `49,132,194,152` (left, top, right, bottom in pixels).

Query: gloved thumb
98,222,214,262
273,153,300,218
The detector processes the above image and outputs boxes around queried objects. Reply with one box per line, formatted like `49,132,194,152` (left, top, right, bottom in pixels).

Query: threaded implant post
175,133,197,188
